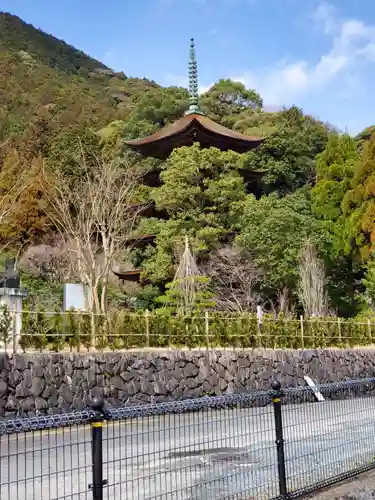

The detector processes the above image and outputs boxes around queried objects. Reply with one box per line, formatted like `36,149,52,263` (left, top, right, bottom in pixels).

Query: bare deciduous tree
204,245,263,312
298,241,329,317
20,237,73,284
42,151,146,315
269,287,296,319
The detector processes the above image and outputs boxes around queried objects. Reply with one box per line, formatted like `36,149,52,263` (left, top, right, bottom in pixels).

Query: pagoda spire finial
185,38,204,115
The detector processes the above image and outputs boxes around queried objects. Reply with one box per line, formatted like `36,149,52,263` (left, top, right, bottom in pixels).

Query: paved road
1,398,375,500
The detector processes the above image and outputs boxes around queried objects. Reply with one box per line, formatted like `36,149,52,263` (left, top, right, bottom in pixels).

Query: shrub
18,310,375,351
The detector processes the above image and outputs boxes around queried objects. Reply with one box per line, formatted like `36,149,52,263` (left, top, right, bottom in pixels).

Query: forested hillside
1,12,375,318
0,12,158,153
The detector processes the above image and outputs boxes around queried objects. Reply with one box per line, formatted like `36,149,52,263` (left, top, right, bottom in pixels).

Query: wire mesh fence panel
3,379,375,499
282,379,375,497
0,416,93,500
103,394,278,500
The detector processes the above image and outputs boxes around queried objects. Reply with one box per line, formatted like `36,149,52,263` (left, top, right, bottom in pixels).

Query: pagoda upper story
124,39,264,160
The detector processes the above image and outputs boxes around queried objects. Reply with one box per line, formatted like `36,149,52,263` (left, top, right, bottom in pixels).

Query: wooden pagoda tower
115,39,264,283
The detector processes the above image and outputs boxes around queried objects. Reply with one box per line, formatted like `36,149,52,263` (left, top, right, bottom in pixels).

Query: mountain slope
0,12,108,75
0,13,159,155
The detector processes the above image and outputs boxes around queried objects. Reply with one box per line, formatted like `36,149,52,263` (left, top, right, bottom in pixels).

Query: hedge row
14,310,375,352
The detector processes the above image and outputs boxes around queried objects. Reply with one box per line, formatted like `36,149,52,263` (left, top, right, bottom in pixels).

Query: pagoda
115,39,264,283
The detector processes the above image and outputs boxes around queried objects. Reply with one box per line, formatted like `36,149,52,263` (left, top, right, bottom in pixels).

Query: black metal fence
1,378,375,499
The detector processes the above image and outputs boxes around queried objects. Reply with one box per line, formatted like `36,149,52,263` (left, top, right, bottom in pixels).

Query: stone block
111,376,126,391
31,377,45,397
0,379,7,397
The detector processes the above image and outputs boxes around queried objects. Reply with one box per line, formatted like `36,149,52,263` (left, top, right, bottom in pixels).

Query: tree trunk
100,278,108,314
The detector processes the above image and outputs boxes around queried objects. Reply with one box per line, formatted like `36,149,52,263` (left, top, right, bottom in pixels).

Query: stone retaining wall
0,348,374,417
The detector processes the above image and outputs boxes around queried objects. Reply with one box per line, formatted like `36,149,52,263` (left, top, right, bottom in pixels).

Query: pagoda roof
126,233,156,246
113,269,142,282
124,113,264,159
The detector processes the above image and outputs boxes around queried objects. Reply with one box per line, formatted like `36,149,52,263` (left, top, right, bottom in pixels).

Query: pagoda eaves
113,269,143,283
124,112,264,160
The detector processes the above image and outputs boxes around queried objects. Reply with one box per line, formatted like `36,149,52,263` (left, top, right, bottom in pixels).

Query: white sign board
304,375,325,402
63,283,91,311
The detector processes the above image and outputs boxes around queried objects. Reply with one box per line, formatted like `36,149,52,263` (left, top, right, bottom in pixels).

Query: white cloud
313,2,337,35
361,42,375,61
198,84,211,94
229,3,375,107
162,2,374,114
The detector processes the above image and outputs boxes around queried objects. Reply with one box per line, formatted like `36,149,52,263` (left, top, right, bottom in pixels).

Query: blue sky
1,0,375,134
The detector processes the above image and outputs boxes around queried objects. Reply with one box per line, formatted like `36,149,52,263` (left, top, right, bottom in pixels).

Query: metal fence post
271,380,287,499
90,397,107,500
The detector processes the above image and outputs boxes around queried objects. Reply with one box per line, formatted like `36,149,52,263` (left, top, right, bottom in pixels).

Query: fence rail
2,309,375,353
1,378,375,499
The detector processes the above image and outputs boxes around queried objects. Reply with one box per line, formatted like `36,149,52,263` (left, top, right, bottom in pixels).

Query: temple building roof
113,269,143,282
124,38,264,160
124,112,263,159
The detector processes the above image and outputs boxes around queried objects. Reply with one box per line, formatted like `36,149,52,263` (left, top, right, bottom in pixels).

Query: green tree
312,133,359,253
355,125,375,149
200,79,263,127
156,277,215,313
342,134,375,262
235,189,330,298
123,86,189,138
153,144,247,229
244,107,329,194
139,144,249,282
362,252,375,313
311,133,362,316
